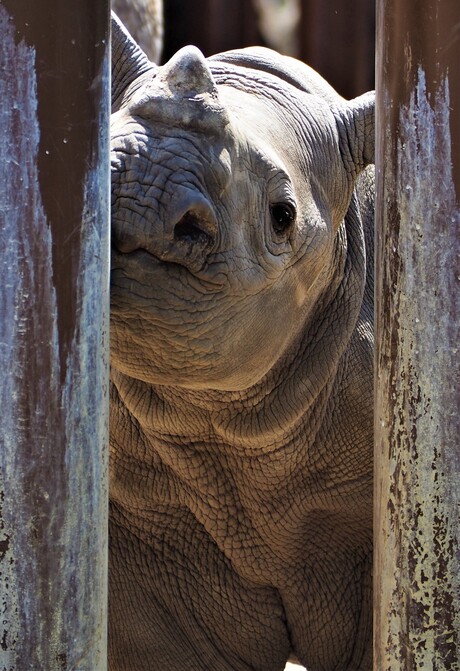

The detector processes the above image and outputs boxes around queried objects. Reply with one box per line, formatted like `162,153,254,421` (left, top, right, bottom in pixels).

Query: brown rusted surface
0,3,109,670
2,2,108,380
375,0,460,669
376,0,460,198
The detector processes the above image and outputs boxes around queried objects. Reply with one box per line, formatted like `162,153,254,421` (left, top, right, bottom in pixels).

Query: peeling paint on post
375,0,460,669
0,3,110,670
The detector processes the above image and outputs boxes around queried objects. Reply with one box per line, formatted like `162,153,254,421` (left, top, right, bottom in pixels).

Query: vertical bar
0,2,110,669
375,0,460,669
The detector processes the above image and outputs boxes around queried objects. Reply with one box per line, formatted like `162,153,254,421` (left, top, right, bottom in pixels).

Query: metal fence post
375,0,460,668
0,2,110,669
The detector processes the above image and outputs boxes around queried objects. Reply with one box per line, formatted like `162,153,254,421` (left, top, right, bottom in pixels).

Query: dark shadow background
162,0,375,99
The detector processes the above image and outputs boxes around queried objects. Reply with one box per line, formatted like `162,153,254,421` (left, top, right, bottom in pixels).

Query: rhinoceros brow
245,144,292,188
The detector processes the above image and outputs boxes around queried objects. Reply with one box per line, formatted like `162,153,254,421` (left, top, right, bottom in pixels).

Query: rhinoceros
109,14,374,671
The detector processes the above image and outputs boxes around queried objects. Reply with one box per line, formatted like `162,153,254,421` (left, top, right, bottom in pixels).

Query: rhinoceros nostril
174,212,214,246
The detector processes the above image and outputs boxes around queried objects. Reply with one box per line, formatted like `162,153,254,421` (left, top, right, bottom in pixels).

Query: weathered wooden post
0,2,110,669
375,0,460,668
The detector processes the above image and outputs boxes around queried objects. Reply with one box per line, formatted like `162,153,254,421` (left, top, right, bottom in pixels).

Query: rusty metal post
0,2,110,669
375,0,460,669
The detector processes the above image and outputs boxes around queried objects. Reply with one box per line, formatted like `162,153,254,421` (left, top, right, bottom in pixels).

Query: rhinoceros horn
161,45,217,97
111,12,156,112
128,46,230,132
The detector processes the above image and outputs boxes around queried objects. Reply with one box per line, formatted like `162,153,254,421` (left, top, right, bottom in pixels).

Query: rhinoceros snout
113,191,218,272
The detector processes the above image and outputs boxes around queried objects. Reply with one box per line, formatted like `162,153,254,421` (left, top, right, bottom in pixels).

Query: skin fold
109,14,375,671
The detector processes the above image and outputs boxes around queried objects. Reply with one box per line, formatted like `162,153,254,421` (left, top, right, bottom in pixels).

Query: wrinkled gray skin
110,13,374,671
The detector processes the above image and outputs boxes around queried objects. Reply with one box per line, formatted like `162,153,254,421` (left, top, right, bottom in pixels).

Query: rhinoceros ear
333,91,375,175
111,11,155,112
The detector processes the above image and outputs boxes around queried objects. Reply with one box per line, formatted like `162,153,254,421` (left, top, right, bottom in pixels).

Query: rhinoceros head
110,14,374,391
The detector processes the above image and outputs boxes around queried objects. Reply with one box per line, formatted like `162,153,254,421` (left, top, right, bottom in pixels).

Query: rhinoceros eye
270,202,296,236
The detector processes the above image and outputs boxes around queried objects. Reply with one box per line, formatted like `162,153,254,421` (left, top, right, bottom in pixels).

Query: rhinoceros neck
109,308,371,582
111,344,329,454
110,292,358,459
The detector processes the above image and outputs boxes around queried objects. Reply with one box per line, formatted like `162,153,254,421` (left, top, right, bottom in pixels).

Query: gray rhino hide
109,13,374,671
